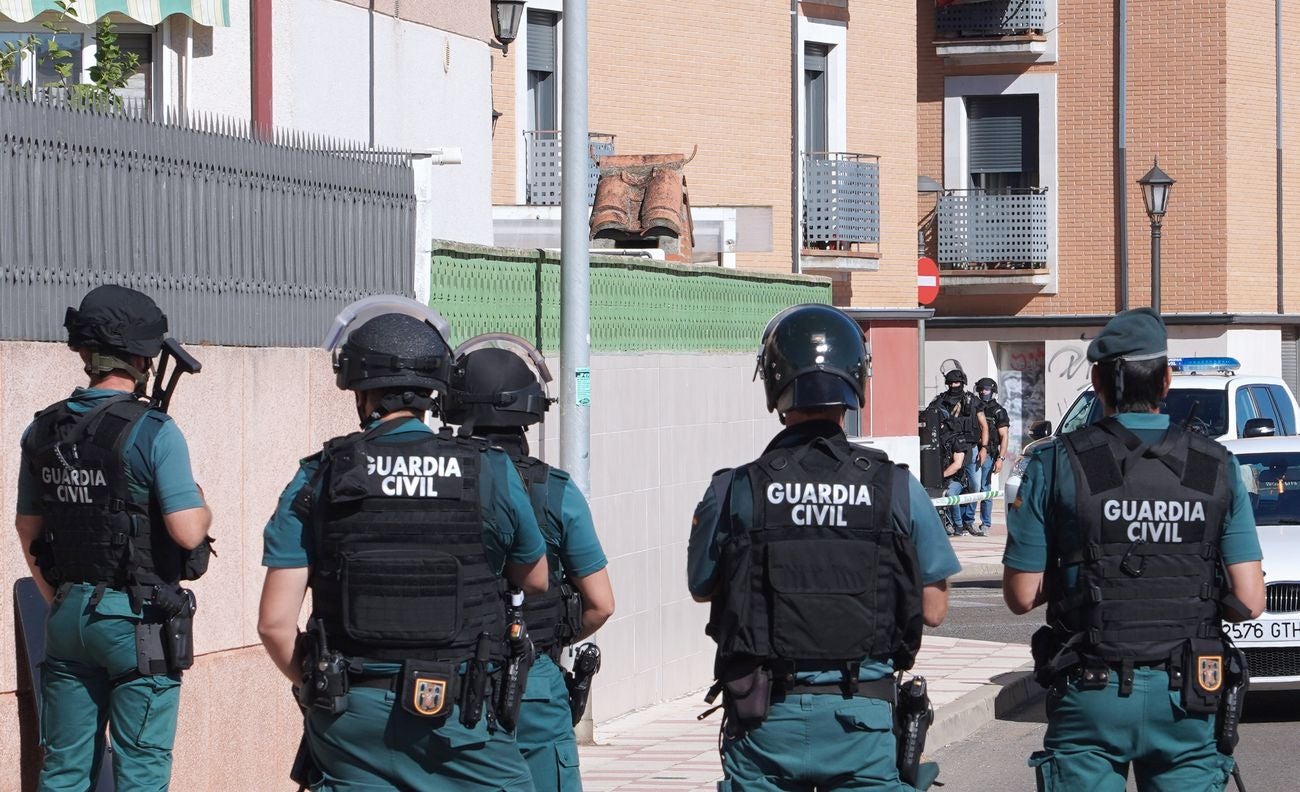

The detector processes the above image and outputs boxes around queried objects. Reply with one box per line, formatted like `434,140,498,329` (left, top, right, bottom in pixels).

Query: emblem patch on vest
1198,655,1224,693
412,678,447,716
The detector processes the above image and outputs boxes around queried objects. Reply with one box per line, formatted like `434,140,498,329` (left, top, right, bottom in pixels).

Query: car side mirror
1030,420,1052,440
1243,418,1277,439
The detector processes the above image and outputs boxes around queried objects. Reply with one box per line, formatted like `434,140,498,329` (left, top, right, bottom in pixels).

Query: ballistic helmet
756,304,869,414
333,313,451,393
443,334,554,434
975,376,997,395
944,368,968,387
65,285,168,358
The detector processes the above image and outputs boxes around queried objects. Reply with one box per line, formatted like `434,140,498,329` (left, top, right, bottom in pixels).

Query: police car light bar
1168,357,1241,374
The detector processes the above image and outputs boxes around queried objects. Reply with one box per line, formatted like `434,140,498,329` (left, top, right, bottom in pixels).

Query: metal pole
561,0,591,499
790,0,801,274
1115,0,1129,311
1151,221,1161,312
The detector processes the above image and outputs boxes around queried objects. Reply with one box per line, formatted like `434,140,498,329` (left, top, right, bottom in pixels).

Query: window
965,95,1039,191
1266,385,1296,435
0,22,154,112
804,43,830,154
1249,385,1289,436
1236,388,1259,436
1058,391,1096,435
526,10,558,131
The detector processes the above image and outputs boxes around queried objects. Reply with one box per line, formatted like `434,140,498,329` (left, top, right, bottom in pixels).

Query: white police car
1220,436,1300,691
1004,358,1300,505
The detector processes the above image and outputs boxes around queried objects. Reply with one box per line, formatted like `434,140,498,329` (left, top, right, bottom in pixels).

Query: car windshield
1055,388,1228,438
1236,452,1300,525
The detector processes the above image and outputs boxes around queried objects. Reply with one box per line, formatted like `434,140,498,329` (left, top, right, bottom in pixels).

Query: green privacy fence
430,242,831,353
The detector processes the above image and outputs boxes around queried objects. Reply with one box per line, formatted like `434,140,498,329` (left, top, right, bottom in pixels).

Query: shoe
969,526,988,538
962,523,976,535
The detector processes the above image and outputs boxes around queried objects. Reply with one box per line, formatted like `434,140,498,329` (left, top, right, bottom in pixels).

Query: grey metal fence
802,152,880,248
0,92,415,347
936,0,1046,37
937,188,1048,269
524,130,615,205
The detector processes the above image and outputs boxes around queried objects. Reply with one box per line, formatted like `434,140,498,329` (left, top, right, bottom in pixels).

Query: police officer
933,369,988,536
688,304,960,791
256,304,549,791
960,377,1010,537
938,417,968,537
1003,308,1266,791
442,334,616,792
14,285,212,791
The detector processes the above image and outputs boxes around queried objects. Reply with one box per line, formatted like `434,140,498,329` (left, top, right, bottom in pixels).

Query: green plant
0,0,140,109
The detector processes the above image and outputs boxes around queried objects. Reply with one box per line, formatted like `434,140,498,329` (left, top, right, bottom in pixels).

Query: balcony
524,130,616,206
934,188,1049,291
801,152,881,270
934,0,1049,64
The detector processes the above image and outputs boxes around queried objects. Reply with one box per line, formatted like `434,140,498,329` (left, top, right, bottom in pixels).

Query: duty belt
773,675,896,704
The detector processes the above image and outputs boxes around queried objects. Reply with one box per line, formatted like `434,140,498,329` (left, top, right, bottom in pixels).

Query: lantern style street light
1138,159,1175,312
491,0,527,54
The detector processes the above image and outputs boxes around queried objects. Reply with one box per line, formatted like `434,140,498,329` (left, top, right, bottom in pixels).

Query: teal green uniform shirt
545,471,607,577
17,388,204,517
261,418,546,570
688,421,961,682
1005,412,1263,573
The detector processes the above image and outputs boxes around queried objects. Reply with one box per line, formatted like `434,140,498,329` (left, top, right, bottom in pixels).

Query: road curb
926,662,1044,754
952,562,1004,582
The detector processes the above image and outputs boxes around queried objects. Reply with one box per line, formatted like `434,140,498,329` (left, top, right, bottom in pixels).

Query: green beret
1087,307,1167,363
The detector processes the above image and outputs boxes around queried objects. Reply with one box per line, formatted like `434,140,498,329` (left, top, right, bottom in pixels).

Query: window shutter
528,11,558,73
966,95,1035,174
804,42,830,72
1283,327,1299,398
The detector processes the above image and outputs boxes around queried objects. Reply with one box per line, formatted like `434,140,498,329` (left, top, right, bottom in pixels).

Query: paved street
933,689,1300,791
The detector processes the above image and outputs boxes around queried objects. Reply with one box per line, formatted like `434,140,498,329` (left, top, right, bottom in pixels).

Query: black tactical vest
21,395,204,596
512,456,581,654
308,424,506,663
1053,419,1232,663
708,433,924,670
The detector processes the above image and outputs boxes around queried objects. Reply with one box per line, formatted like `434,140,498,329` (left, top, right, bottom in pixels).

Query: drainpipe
250,0,272,135
1115,0,1129,310
1278,0,1285,314
368,0,376,148
790,0,801,274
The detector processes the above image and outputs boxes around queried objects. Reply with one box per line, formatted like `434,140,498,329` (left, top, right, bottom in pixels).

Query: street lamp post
1138,159,1174,312
490,0,526,53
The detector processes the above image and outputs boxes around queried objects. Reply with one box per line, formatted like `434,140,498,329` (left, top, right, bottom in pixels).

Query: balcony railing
802,152,880,250
937,188,1048,270
524,130,616,206
936,0,1046,38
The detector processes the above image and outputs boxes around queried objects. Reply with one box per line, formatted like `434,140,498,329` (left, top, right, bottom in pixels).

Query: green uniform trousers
516,656,582,792
306,686,536,791
39,583,181,792
1031,668,1235,792
718,693,927,791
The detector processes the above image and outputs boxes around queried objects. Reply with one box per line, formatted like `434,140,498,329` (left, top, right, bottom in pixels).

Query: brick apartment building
919,0,1300,457
491,0,926,456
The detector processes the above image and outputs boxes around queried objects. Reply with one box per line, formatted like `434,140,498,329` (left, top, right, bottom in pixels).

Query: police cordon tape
930,490,1004,507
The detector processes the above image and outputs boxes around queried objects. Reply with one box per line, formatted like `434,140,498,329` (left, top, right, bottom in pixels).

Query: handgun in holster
565,642,602,726
895,676,934,789
1216,644,1249,755
497,588,536,731
152,584,197,672
299,619,350,715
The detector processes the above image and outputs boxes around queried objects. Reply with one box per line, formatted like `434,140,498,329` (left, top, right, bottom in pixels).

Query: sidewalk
579,521,1032,791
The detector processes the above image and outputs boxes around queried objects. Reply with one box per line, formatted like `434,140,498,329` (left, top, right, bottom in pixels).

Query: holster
289,731,321,791
894,676,934,789
718,659,772,735
161,588,197,671
1215,644,1249,754
135,622,170,677
459,631,493,729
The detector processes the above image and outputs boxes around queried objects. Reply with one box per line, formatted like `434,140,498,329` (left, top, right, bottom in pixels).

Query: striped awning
0,0,229,27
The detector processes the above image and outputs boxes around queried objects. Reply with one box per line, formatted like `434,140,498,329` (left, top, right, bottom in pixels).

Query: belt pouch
1184,638,1226,714
399,660,457,725
722,661,772,730
134,622,170,677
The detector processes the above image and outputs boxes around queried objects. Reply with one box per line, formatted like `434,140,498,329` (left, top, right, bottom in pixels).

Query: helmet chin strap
85,352,150,395
358,391,436,428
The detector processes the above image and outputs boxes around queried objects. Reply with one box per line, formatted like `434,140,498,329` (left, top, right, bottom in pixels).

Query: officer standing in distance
442,334,616,792
689,304,960,791
938,417,968,537
961,377,1010,537
1003,308,1266,791
15,285,213,791
934,369,988,536
257,304,549,791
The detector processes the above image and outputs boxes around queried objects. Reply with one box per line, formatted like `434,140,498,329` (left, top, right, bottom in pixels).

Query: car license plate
1224,619,1300,644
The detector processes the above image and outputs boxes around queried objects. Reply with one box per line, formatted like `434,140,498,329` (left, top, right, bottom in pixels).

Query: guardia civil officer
960,377,1010,537
15,285,213,791
1003,308,1266,791
257,305,549,791
442,334,616,792
932,369,988,536
688,304,960,791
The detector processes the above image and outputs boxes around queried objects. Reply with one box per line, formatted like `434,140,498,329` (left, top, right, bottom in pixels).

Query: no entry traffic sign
918,257,940,305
